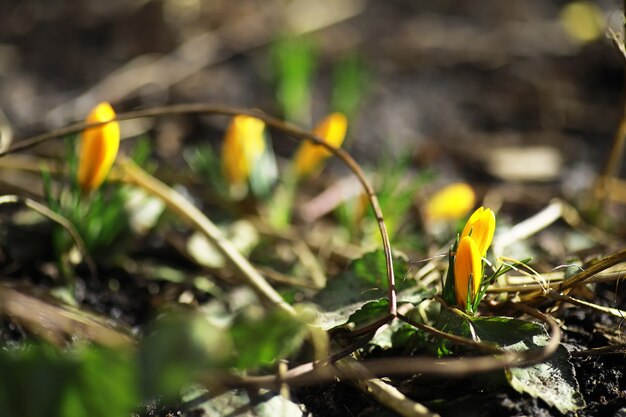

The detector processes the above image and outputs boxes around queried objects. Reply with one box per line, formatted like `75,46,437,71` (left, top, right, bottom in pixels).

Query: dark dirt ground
1,1,626,416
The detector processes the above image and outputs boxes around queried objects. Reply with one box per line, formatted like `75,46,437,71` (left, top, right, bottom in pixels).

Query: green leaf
140,309,233,400
432,308,470,356
505,336,585,413
183,144,230,201
347,299,390,328
432,313,585,413
0,343,137,417
315,250,409,311
470,316,586,414
348,301,415,350
315,250,431,330
389,321,421,350
368,162,433,244
130,135,152,166
0,344,74,417
507,347,586,414
60,346,137,417
230,306,309,369
469,316,545,346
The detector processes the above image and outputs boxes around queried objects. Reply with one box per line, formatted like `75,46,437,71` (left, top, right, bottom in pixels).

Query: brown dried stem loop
3,104,397,315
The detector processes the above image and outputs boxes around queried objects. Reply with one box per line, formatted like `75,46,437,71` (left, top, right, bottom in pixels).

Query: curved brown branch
203,303,561,390
508,302,561,363
3,104,397,316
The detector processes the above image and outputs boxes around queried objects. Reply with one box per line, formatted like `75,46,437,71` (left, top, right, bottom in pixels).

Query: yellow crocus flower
460,206,495,257
77,102,120,193
293,112,348,178
222,115,266,184
454,235,482,308
424,183,476,221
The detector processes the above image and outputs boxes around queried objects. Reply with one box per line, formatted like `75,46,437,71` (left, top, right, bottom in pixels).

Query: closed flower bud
222,115,266,185
293,112,348,178
77,102,120,193
424,183,476,221
460,206,495,257
454,235,482,308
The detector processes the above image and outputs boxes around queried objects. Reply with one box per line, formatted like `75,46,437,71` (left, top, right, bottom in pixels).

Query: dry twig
336,357,440,417
119,157,296,316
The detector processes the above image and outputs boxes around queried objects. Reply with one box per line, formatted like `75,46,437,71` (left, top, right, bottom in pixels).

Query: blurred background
0,0,623,199
0,5,625,415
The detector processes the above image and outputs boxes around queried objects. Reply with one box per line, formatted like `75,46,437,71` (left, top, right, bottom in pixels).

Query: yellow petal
221,115,266,184
424,183,475,221
293,112,348,178
454,236,482,308
77,102,120,193
460,206,495,257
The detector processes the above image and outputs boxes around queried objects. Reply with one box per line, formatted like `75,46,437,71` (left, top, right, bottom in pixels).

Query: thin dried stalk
548,291,626,319
559,248,626,291
119,157,296,316
336,357,440,417
487,267,626,294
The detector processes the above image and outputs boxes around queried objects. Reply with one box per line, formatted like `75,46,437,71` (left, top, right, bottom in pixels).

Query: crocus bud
424,183,476,221
77,102,120,193
293,112,348,178
460,206,495,257
454,235,482,308
222,115,266,185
